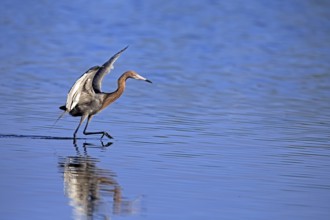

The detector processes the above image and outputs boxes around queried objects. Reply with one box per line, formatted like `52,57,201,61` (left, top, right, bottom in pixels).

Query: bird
58,46,151,142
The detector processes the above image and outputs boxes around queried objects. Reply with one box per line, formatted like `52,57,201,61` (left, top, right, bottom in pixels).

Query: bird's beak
135,73,152,83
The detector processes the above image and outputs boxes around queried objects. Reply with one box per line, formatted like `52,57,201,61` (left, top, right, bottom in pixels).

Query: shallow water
1,0,330,219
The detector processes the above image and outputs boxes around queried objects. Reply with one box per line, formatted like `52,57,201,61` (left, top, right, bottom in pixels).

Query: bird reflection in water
58,144,141,219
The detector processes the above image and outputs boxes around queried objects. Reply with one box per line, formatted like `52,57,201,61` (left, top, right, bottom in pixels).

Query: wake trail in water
0,134,87,140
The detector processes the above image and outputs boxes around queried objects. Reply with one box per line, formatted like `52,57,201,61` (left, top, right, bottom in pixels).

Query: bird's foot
101,132,113,139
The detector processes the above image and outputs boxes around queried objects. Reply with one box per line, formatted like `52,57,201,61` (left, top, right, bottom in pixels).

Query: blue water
1,0,330,219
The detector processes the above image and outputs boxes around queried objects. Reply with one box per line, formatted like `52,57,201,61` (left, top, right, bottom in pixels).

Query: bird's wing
92,46,128,93
65,66,100,111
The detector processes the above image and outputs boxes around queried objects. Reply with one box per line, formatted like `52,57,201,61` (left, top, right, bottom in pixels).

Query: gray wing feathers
92,46,128,93
65,66,100,111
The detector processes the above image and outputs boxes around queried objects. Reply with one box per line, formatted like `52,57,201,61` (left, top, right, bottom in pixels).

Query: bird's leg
83,115,113,139
73,115,88,143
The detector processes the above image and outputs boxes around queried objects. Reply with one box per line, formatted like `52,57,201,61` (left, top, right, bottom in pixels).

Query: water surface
1,0,330,219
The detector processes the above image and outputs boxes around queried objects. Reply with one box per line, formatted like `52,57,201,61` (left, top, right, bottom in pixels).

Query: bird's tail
53,111,66,127
50,106,67,130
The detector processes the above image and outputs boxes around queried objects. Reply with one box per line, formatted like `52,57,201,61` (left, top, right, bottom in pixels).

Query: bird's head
126,70,152,83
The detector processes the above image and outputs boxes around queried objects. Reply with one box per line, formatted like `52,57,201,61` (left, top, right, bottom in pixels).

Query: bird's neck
100,74,128,110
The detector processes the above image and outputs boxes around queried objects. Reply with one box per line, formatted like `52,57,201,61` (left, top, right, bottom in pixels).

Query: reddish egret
59,46,151,141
